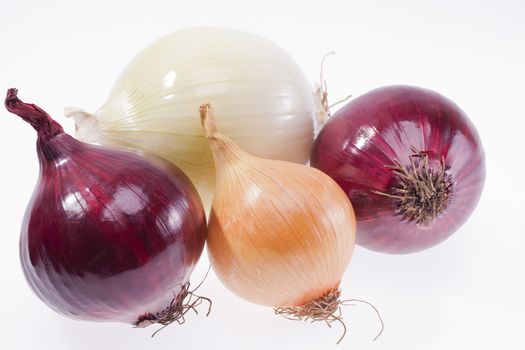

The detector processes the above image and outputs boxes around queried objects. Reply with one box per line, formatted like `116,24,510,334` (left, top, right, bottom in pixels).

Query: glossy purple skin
311,85,485,254
6,90,206,322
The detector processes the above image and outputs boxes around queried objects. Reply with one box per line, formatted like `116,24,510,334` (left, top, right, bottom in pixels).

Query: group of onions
5,27,485,342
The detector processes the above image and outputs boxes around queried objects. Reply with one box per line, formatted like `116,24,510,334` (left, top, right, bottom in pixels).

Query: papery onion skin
311,85,485,254
200,105,356,308
6,89,207,323
70,27,316,210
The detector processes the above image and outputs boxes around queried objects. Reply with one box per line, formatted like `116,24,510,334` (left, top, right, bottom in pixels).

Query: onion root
134,268,212,336
372,146,453,225
274,289,384,344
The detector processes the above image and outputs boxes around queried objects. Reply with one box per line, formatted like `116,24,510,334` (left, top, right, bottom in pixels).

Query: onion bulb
68,27,315,210
199,104,357,341
5,89,207,326
311,85,485,254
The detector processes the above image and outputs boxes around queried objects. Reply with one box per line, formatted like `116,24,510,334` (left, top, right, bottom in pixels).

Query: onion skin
70,27,316,211
200,105,355,308
311,85,485,254
6,89,207,323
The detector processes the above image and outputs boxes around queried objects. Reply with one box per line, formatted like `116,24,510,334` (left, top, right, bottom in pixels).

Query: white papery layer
71,28,315,210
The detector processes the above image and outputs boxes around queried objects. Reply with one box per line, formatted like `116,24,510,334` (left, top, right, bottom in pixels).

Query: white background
1,0,524,349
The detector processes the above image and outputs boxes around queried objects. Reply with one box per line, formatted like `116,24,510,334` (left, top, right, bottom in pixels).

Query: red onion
311,85,485,254
5,89,207,326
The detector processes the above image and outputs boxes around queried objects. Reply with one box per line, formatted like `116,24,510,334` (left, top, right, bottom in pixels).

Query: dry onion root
199,104,380,343
136,267,213,337
274,289,384,344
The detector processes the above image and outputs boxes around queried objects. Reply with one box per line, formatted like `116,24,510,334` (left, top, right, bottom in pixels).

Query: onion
5,89,207,326
67,27,316,210
199,104,362,343
311,85,485,254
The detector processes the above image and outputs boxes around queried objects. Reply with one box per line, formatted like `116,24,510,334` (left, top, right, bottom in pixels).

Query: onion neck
373,147,453,225
65,107,106,144
313,52,352,135
36,133,81,164
199,103,252,168
2,89,82,164
5,88,64,139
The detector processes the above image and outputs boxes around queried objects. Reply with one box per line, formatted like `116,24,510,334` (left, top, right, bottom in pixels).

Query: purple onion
5,89,207,325
311,85,485,254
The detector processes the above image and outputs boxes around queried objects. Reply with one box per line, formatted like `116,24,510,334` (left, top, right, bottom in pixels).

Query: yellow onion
67,27,315,210
199,104,357,341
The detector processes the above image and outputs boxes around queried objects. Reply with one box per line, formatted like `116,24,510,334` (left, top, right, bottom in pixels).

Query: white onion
68,27,315,210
